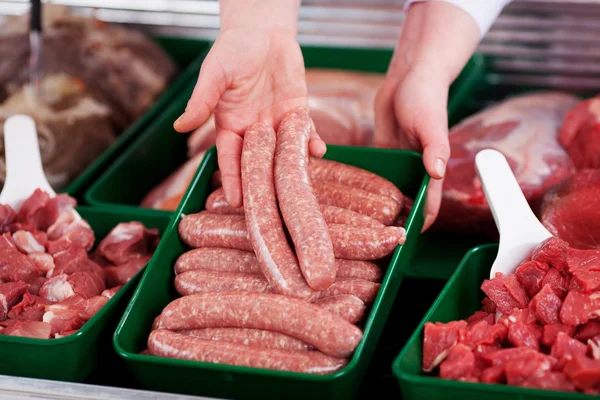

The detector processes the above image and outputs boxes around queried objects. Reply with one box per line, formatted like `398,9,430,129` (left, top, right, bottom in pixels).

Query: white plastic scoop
0,114,64,211
475,149,553,279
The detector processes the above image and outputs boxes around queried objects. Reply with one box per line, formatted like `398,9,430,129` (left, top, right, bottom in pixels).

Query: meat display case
0,0,599,399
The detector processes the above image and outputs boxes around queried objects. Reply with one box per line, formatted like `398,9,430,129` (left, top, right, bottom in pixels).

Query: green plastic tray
393,244,590,400
63,37,212,199
113,144,429,399
0,206,170,382
83,50,485,212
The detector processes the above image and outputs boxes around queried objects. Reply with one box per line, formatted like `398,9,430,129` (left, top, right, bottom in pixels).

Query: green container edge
392,243,592,400
63,38,212,199
111,144,430,399
0,206,171,382
82,52,484,213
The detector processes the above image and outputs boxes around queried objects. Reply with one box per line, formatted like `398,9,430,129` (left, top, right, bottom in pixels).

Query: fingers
216,129,244,208
422,177,444,232
308,118,327,157
174,55,227,133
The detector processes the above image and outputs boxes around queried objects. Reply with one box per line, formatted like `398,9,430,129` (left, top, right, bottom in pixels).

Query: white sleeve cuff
404,0,512,39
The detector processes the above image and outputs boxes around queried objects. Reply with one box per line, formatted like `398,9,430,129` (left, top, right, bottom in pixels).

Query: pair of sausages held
205,188,384,229
148,330,346,374
178,212,405,261
174,247,384,283
174,268,375,309
155,292,363,358
239,122,314,300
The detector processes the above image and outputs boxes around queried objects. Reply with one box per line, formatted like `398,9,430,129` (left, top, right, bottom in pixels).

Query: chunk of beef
8,293,51,321
0,282,29,320
96,222,159,265
439,344,475,380
515,261,549,298
530,284,563,324
481,273,529,314
0,320,52,339
422,320,468,372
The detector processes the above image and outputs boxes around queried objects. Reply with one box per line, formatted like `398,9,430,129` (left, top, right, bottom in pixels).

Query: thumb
174,55,227,133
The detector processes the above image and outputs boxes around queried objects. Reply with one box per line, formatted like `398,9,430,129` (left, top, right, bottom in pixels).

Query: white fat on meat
41,275,75,302
12,231,44,254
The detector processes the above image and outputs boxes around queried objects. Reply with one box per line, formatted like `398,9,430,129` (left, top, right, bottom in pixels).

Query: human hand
174,27,326,208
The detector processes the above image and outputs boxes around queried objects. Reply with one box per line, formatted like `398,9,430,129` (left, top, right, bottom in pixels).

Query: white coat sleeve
404,0,513,39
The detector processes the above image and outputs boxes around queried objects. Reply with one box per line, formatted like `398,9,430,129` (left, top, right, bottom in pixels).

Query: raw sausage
148,329,347,374
313,180,401,225
178,212,252,251
241,122,314,299
205,188,383,228
177,214,405,261
274,108,335,291
177,327,313,351
174,270,274,296
156,292,363,358
319,279,381,304
174,269,379,303
310,157,404,204
329,224,406,260
314,295,366,324
174,248,382,281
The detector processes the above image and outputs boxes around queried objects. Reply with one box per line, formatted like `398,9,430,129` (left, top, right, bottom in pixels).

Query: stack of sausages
148,108,410,374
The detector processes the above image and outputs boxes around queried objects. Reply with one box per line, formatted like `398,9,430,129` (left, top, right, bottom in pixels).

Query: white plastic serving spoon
474,149,553,279
0,114,73,213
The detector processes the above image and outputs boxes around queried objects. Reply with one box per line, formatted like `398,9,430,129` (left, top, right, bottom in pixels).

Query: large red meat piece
565,249,600,292
515,261,549,298
8,293,51,321
541,268,569,300
481,273,529,314
560,291,600,326
0,282,29,320
45,294,108,322
104,255,151,287
531,237,569,271
96,222,159,265
39,271,105,302
435,92,577,233
551,332,588,367
530,284,563,325
422,320,468,372
559,96,600,169
0,248,40,283
540,169,600,250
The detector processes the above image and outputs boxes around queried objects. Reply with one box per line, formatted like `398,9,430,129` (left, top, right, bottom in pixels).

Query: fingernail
434,158,445,178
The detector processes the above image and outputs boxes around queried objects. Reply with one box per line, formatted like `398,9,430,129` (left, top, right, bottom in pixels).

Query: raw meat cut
8,293,51,321
439,344,475,380
422,320,467,372
530,284,563,325
0,282,29,320
0,321,52,339
104,255,151,287
542,324,576,346
0,248,41,283
559,96,600,169
435,92,578,234
96,222,159,265
540,169,600,250
515,260,549,298
481,273,529,314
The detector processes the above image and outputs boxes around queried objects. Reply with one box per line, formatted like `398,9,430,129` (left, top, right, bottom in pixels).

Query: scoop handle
475,149,551,243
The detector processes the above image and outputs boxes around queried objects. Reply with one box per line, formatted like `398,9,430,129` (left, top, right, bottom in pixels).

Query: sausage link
319,279,381,304
310,157,404,204
241,122,314,299
174,270,275,296
174,248,259,275
177,327,313,351
329,224,406,260
314,295,366,324
178,212,252,251
175,248,382,281
156,292,363,358
178,214,404,261
148,330,346,374
204,188,382,228
205,189,244,215
314,181,401,225
274,108,335,291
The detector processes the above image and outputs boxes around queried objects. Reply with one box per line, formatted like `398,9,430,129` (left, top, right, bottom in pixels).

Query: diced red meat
483,345,538,368
42,307,84,336
504,307,537,325
104,255,151,287
0,282,29,320
566,249,600,293
49,244,91,278
504,351,556,386
45,294,108,321
439,344,475,380
467,311,494,325
96,222,159,265
542,324,576,347
68,271,105,299
39,275,75,302
0,248,40,282
531,237,569,271
0,233,15,250
481,297,496,314
515,261,549,298
0,205,16,234
520,371,576,392
16,189,57,231
101,285,122,299
0,320,52,339
559,97,600,170
541,268,569,300
481,366,505,384
481,273,529,314
31,231,48,248
47,208,94,252
11,231,45,254
576,321,600,342
26,276,47,296
552,332,588,367
8,293,51,321
28,252,54,276
473,344,502,370
507,320,542,351
422,320,468,372
560,291,600,326
588,336,600,360
530,284,563,324
563,354,600,391
460,320,508,349
89,252,112,268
